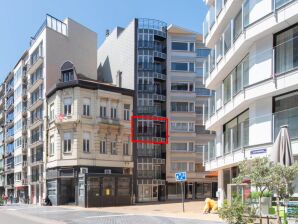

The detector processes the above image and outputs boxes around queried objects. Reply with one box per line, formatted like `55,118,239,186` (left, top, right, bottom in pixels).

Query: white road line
41,209,77,213
85,214,134,219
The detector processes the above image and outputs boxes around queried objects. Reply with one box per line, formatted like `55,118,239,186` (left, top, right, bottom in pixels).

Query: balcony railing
206,36,298,120
30,14,67,46
204,106,298,163
203,0,295,41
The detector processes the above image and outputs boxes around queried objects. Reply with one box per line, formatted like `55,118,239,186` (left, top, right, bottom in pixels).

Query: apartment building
46,73,134,206
0,14,97,204
98,18,168,202
202,0,298,205
0,84,4,195
166,25,217,200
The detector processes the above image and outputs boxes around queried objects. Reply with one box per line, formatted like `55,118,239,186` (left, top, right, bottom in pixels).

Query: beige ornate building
46,69,134,206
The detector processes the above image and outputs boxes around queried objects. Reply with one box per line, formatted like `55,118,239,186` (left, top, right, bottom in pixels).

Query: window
14,137,22,149
83,98,91,116
196,88,211,96
172,42,188,51
64,98,72,115
49,135,55,156
216,37,223,62
274,24,298,74
171,102,194,112
83,132,90,153
123,143,129,155
49,104,55,121
124,104,130,121
31,66,43,85
188,162,194,171
171,83,193,92
15,172,22,181
63,132,72,153
171,122,195,132
171,42,195,52
111,106,117,119
31,85,43,104
171,162,187,171
223,74,232,103
111,141,117,155
171,62,195,72
224,23,232,54
196,48,210,57
62,69,74,82
171,143,187,151
100,140,107,154
100,105,107,118
233,9,243,41
224,110,249,154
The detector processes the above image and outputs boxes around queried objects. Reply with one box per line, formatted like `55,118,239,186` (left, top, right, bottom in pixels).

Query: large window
100,140,107,154
171,83,193,92
172,42,195,52
171,102,194,112
224,23,232,54
63,132,72,153
171,122,194,132
223,74,232,103
274,24,298,74
196,48,210,57
83,132,90,153
49,135,55,156
83,98,91,116
274,91,298,139
124,104,130,121
123,143,129,155
64,98,72,115
31,66,43,85
224,110,249,154
233,9,243,41
49,104,55,121
62,69,74,82
171,62,195,72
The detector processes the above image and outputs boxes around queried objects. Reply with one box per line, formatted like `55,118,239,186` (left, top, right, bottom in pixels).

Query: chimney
105,29,110,37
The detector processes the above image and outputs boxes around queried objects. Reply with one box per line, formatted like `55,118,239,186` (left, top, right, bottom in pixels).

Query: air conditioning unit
80,167,88,174
104,169,111,174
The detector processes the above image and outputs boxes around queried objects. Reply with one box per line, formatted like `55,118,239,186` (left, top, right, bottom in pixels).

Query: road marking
85,214,134,219
42,209,77,213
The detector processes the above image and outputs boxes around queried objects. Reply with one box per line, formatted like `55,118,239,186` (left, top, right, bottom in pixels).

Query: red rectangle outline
130,115,168,144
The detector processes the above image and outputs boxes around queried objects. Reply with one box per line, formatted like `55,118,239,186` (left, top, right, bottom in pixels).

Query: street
0,205,223,224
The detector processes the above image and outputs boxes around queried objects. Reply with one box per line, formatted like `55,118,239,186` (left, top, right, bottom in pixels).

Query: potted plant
260,191,272,215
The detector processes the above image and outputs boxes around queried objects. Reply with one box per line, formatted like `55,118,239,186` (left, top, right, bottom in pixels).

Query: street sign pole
180,181,184,212
175,172,187,213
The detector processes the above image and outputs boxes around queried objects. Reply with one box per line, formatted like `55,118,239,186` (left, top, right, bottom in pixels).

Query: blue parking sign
175,172,187,182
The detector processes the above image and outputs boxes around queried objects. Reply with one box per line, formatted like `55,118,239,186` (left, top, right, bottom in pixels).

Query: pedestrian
9,193,13,204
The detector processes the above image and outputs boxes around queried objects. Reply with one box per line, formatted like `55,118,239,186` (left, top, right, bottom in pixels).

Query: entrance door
187,183,193,199
152,186,158,201
212,182,218,198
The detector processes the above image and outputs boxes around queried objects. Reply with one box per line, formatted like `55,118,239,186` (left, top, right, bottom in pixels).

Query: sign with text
250,148,267,155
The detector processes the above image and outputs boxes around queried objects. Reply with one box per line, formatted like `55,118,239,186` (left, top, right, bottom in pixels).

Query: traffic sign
175,172,187,182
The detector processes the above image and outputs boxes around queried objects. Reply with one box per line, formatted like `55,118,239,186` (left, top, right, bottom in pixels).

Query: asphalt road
0,205,224,224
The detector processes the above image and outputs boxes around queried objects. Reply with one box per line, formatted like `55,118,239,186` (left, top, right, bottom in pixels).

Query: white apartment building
0,14,97,204
166,25,217,200
202,0,298,205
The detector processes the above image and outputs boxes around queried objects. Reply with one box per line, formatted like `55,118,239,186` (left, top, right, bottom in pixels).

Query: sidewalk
62,200,222,222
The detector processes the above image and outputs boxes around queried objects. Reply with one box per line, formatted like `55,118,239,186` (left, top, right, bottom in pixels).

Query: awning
205,171,218,178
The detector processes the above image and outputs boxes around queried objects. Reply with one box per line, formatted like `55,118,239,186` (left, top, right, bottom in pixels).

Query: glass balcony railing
206,35,297,119
30,14,67,46
204,106,298,163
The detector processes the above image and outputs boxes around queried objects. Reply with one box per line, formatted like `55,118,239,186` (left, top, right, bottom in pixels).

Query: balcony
28,98,43,111
30,136,43,148
28,77,43,93
30,14,67,46
97,116,121,126
137,106,165,117
204,0,298,89
138,18,167,40
27,56,43,75
29,117,43,130
205,35,298,129
204,107,298,170
29,154,43,166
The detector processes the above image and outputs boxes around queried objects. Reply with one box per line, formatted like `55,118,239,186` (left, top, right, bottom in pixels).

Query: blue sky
0,0,207,82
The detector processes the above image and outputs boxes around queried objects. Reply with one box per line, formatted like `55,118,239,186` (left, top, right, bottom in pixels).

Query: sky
0,0,207,82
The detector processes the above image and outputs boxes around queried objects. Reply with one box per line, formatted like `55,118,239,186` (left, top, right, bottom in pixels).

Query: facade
0,14,97,204
166,25,217,200
202,0,298,205
98,18,168,202
46,74,134,206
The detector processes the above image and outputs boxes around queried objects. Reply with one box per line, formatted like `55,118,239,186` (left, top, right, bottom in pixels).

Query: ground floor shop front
167,181,218,200
47,166,133,207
